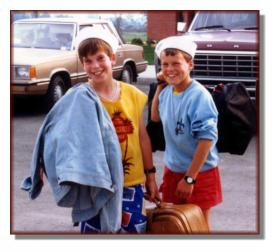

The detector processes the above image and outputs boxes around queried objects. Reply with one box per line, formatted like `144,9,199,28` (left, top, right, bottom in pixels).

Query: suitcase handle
144,193,163,208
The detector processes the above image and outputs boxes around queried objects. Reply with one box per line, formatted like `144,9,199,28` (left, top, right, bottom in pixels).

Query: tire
45,75,66,110
121,65,134,84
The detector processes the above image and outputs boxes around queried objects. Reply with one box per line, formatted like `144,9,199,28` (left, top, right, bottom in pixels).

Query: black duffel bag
212,82,256,155
146,82,166,152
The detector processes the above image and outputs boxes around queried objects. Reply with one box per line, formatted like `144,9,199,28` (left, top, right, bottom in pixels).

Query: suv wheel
45,75,66,110
121,65,133,84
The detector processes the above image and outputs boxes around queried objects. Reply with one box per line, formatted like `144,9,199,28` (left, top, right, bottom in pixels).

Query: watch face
185,176,195,184
186,177,193,183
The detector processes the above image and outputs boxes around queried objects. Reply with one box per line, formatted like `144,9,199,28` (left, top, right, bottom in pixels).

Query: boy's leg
201,208,211,230
121,185,147,233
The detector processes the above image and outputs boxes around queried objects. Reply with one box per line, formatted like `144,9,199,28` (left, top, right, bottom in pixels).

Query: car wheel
121,65,134,84
45,75,66,110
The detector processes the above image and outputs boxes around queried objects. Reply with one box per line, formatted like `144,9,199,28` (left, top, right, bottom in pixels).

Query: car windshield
191,12,258,31
13,22,74,50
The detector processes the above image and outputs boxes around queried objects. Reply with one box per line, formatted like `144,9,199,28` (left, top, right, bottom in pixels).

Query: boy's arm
151,72,167,122
139,116,160,201
175,139,213,200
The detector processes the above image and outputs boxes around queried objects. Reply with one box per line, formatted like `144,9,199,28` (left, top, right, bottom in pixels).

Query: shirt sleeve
188,91,218,141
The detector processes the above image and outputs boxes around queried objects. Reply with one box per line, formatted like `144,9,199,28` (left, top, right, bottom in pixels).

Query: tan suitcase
146,202,209,234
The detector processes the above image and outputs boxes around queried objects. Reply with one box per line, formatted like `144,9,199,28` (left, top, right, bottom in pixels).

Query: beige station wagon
11,17,148,108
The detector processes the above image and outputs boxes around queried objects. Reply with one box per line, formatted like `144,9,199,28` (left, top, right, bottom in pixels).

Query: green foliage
122,32,147,43
143,45,155,65
121,32,155,65
146,38,157,46
131,38,144,45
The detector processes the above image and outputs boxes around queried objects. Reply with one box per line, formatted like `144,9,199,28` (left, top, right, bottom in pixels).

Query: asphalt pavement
11,65,259,235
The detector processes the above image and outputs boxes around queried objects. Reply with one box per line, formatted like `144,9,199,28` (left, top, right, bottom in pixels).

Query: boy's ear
111,53,116,66
188,59,194,71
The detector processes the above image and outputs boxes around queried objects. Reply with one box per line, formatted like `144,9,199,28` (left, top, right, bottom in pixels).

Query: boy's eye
97,55,105,61
83,59,91,64
161,62,180,68
173,62,180,66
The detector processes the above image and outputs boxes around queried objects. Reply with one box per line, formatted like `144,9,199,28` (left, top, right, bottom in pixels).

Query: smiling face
78,38,115,86
160,49,194,92
82,50,115,85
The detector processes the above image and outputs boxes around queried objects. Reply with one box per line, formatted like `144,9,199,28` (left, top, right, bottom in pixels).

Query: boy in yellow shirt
75,27,160,233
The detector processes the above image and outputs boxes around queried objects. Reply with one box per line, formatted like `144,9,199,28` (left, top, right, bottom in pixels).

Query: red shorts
159,166,223,209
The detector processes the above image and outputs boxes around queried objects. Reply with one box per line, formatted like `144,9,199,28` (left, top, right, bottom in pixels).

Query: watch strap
144,166,156,174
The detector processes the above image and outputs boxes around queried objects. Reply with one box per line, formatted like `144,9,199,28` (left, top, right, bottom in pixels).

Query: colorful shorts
159,166,223,209
80,184,147,234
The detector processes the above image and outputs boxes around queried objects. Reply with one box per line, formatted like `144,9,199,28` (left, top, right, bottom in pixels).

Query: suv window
190,12,257,31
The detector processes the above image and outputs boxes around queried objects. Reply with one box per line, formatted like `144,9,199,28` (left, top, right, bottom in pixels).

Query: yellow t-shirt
101,82,147,187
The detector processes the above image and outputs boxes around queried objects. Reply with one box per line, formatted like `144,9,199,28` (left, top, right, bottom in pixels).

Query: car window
13,23,74,50
191,12,257,31
79,23,123,44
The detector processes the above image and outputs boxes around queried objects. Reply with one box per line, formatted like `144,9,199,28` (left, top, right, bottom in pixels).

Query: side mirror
177,22,187,33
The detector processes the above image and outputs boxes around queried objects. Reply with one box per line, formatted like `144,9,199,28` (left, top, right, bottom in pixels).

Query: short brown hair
162,48,192,62
78,38,113,63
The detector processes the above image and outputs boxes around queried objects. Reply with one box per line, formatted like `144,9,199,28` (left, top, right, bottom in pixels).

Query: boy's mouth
166,74,178,81
168,74,177,78
92,70,104,77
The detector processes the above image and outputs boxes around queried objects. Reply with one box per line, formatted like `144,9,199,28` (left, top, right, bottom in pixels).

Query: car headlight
13,66,36,80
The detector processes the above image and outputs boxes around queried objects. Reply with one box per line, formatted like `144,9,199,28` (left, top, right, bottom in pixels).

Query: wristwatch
144,166,156,174
184,176,196,185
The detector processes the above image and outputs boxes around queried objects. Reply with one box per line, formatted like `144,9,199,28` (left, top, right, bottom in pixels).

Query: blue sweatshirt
159,80,219,173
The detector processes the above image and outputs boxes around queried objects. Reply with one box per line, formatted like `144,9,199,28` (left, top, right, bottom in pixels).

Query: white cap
75,27,119,53
155,35,197,59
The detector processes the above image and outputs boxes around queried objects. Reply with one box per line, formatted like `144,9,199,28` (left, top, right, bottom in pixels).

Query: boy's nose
165,64,175,72
167,63,176,70
90,61,100,69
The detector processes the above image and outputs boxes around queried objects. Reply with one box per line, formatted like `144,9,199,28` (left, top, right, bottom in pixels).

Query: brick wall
147,11,196,41
147,11,178,41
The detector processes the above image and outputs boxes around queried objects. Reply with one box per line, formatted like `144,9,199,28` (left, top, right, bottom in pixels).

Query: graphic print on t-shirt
111,111,134,175
175,118,185,135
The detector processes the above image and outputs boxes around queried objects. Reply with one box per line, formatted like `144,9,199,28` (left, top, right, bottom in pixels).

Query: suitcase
146,202,209,234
